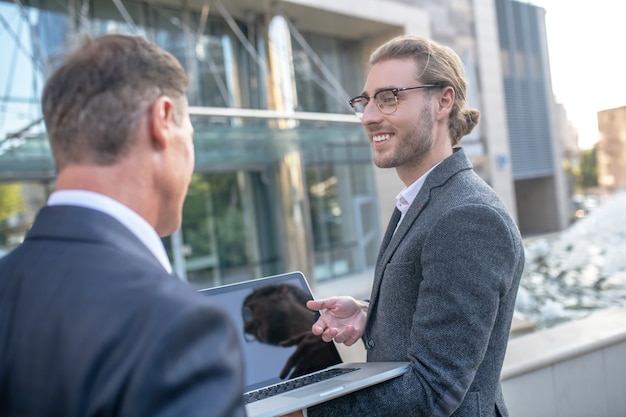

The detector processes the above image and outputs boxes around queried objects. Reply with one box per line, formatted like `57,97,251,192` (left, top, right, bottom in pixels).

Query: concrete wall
502,307,626,416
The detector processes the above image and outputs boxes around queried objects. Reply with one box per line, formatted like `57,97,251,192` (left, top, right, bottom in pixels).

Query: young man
301,35,524,416
0,34,246,417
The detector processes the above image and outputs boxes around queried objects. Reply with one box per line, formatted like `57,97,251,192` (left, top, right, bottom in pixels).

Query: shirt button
365,339,375,349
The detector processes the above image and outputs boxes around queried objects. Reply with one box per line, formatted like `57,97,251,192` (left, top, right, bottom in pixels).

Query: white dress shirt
394,162,441,233
47,190,173,273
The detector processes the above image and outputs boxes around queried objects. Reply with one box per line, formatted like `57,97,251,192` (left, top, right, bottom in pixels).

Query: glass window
306,162,378,281
291,32,363,114
174,173,250,287
1,1,380,287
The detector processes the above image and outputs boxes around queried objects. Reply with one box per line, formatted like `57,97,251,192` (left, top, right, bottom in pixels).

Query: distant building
554,101,581,200
0,0,569,289
494,0,570,234
597,106,626,193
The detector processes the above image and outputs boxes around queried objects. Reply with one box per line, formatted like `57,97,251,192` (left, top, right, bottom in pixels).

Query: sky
529,0,626,149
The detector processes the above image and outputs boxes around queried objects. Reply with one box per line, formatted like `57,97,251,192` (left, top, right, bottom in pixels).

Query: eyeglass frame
348,84,442,119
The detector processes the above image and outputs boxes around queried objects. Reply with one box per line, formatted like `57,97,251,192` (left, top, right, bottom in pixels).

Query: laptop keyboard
244,367,360,404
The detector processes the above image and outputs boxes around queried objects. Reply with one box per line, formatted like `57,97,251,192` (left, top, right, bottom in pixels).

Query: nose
360,99,383,125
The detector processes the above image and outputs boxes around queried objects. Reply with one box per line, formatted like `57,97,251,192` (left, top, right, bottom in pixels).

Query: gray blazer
0,206,246,417
309,148,524,416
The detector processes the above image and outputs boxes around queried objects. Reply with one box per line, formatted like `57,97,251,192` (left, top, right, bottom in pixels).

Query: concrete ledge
502,306,626,380
510,316,537,335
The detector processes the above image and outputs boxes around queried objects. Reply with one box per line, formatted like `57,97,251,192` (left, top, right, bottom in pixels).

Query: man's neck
396,148,452,186
55,162,157,230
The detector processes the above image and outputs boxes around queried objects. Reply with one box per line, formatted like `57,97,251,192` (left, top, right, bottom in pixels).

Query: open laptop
199,271,408,417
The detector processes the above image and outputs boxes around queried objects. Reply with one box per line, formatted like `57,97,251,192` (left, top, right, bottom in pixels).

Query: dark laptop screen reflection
201,278,342,392
242,283,342,380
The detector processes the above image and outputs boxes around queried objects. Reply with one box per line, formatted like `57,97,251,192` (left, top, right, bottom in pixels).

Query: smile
372,134,392,142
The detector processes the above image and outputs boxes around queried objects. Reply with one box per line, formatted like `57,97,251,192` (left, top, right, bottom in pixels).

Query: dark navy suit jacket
0,205,246,417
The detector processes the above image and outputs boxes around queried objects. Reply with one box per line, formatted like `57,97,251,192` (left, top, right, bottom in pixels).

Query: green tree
181,173,246,267
0,183,25,246
579,146,598,190
0,183,23,220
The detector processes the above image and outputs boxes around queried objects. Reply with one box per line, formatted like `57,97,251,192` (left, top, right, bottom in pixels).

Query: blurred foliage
0,183,25,246
182,173,246,267
579,146,598,190
564,146,598,192
0,183,24,221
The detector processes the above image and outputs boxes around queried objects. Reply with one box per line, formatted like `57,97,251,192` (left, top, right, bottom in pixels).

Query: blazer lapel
367,148,473,325
377,148,473,269
368,209,398,331
376,208,401,264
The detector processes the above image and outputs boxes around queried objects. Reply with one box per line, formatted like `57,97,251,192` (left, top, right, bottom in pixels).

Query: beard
373,105,434,169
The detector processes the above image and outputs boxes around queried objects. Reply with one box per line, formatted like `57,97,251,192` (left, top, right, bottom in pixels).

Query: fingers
307,298,331,311
311,317,329,336
332,325,363,346
311,312,340,336
332,327,352,345
311,323,323,336
316,325,362,345
310,296,365,340
320,327,338,343
311,317,361,341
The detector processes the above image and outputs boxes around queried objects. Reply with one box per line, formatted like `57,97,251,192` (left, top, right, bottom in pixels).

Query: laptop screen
199,271,343,391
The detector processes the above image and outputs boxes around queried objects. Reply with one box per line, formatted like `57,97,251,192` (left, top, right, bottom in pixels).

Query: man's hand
306,296,368,346
281,411,304,417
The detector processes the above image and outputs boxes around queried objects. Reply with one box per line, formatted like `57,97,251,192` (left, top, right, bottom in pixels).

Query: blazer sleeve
115,300,247,417
308,202,522,416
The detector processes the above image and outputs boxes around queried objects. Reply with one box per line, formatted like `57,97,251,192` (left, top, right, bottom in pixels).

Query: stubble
373,105,434,170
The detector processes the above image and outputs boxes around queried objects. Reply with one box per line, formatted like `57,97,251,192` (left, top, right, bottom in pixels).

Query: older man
0,34,246,417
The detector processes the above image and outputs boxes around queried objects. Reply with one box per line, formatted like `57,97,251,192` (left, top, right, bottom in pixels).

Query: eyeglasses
348,84,441,119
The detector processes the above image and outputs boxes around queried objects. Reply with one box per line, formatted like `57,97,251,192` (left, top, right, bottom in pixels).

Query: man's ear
149,96,175,150
435,86,455,120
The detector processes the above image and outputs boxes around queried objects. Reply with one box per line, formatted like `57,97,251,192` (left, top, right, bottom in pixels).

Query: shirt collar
395,162,442,221
47,190,173,273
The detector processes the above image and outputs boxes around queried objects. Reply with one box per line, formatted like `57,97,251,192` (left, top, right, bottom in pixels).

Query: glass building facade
0,0,380,287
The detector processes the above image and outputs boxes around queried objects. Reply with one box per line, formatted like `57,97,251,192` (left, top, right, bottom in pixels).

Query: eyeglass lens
350,91,397,118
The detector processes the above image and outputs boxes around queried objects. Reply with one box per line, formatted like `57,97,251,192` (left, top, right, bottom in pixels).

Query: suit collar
27,205,166,273
48,191,172,273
